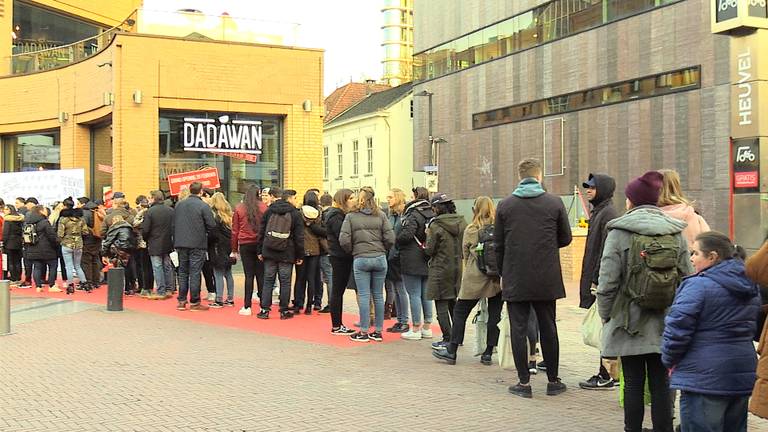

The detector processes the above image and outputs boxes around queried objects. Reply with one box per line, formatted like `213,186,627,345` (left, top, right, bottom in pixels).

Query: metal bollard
0,280,10,335
107,267,124,312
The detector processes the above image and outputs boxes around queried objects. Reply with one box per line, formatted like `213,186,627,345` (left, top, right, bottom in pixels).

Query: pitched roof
324,82,391,124
326,82,413,127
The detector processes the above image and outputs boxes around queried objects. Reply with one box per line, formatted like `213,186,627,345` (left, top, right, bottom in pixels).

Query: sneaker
206,292,216,302
579,375,616,390
331,325,356,336
401,329,422,340
36,286,43,293
304,308,312,315
292,305,302,313
349,332,369,343
508,383,533,399
421,328,433,339
223,300,235,307
176,301,188,311
239,307,253,316
314,304,323,311
139,289,151,298
189,302,210,311
431,341,448,350
386,322,409,333
546,379,567,396
480,353,493,365
537,361,547,371
125,289,136,296
208,301,223,309
528,361,538,375
257,309,270,319
48,286,63,293
17,283,32,289
318,306,331,314
432,348,456,365
280,311,294,320
369,331,383,342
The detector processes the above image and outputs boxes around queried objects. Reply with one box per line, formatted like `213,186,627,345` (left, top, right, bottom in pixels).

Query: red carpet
10,285,435,348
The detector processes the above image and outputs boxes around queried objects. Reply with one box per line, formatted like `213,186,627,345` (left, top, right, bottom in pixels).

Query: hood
701,259,760,300
324,206,345,223
110,220,132,230
3,214,24,222
359,208,375,216
431,213,465,236
301,205,320,220
586,173,616,206
404,199,431,214
24,212,47,225
660,203,697,224
607,205,687,236
512,178,546,198
84,201,99,210
270,199,296,215
60,208,83,218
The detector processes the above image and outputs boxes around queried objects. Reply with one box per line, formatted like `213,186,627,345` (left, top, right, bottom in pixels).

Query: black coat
256,199,304,263
324,207,350,259
141,202,175,256
396,199,434,276
102,221,136,254
173,195,215,250
2,214,24,251
579,174,620,309
23,212,59,261
495,180,572,302
207,216,233,269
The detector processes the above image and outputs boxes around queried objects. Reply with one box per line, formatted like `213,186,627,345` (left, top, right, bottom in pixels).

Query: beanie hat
625,171,664,207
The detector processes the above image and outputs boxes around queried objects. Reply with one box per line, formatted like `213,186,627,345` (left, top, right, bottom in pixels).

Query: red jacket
231,201,267,251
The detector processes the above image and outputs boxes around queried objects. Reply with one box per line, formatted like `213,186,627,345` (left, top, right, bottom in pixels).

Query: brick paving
1,281,767,431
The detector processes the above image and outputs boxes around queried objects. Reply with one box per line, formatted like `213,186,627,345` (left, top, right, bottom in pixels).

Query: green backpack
625,233,681,310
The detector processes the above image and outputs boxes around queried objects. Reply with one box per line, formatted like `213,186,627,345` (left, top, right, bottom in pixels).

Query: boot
384,303,393,320
66,283,75,295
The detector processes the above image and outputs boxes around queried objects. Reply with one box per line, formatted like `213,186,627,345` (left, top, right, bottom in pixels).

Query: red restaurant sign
167,167,221,195
734,171,759,188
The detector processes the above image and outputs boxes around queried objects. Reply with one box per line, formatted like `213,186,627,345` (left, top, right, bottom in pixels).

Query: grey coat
339,209,395,258
596,205,693,358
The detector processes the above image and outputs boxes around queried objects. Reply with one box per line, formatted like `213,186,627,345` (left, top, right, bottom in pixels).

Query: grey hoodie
596,205,693,357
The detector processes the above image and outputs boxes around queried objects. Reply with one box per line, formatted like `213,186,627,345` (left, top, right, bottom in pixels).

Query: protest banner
0,169,85,206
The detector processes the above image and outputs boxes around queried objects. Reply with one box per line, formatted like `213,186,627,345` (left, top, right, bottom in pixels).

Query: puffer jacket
425,213,467,301
660,203,710,249
662,259,760,396
23,212,59,261
102,220,136,254
324,207,350,259
396,199,434,276
301,205,326,257
747,241,768,418
2,214,24,251
339,208,395,258
57,208,87,250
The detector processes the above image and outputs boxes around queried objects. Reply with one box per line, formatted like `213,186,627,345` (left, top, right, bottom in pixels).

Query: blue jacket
662,259,761,396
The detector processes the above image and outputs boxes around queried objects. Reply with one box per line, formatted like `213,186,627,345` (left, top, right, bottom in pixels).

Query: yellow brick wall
559,234,587,282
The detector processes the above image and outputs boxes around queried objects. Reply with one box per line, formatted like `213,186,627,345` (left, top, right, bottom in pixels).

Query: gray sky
144,0,383,95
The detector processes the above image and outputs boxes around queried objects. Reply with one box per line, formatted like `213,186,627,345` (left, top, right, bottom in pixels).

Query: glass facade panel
2,131,60,172
12,0,104,54
606,0,655,21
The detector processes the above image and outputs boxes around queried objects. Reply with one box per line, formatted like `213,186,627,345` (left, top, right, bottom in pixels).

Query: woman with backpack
207,192,235,308
662,231,759,432
432,196,502,365
57,197,89,294
339,187,395,342
24,205,62,293
293,191,326,315
2,204,24,284
325,188,357,335
232,185,267,316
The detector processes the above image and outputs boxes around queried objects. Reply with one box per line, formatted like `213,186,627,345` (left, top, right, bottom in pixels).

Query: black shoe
66,284,75,295
480,353,492,365
331,325,356,336
314,304,323,311
349,332,369,343
386,322,409,333
304,307,312,315
528,361,538,375
508,383,532,399
432,348,456,365
318,306,331,313
546,379,567,396
369,331,383,342
208,301,224,309
537,361,547,371
579,375,616,390
280,311,294,320
292,305,302,313
257,309,270,319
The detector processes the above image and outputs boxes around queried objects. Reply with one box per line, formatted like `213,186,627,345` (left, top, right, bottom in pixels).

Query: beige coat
660,203,710,248
749,240,768,419
458,224,501,300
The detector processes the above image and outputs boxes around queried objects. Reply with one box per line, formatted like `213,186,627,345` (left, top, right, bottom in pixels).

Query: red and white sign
735,171,759,188
103,186,113,209
167,167,221,195
97,164,113,174
211,151,259,162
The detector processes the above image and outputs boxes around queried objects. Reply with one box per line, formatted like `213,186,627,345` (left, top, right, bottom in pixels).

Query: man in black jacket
578,173,620,390
256,188,304,320
142,190,176,299
173,182,215,311
495,158,572,399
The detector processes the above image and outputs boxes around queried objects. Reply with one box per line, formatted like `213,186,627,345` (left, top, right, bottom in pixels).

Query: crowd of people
1,158,767,432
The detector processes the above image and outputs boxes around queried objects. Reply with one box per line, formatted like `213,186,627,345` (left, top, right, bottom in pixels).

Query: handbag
496,307,515,370
581,302,603,350
472,298,489,356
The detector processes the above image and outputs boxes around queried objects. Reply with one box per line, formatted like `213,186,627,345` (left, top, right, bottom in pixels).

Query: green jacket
57,208,87,250
425,213,467,301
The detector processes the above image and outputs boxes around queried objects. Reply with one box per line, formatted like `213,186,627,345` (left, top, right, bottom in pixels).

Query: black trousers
23,254,33,283
240,243,264,309
329,256,353,328
132,248,153,291
81,242,102,286
57,246,68,282
6,249,23,281
294,255,320,309
621,353,673,432
202,260,216,294
448,293,503,355
435,299,456,342
508,300,559,384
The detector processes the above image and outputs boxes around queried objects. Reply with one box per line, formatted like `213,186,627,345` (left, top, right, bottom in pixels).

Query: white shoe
238,307,252,316
421,328,433,339
401,329,422,340
207,292,216,302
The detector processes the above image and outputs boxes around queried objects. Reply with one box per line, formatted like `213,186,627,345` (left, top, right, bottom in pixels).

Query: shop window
2,131,60,172
12,0,104,54
366,137,374,174
352,140,359,176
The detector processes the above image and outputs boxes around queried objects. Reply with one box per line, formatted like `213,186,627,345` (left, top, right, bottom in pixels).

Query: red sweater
231,202,267,251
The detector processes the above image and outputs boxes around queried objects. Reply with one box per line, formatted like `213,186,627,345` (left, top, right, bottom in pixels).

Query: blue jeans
176,247,206,304
402,274,433,326
261,260,293,312
213,266,235,302
680,392,748,432
61,246,87,284
386,279,410,324
353,255,387,333
150,254,175,295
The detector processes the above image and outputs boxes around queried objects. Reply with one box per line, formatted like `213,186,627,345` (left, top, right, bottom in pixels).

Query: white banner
0,169,86,207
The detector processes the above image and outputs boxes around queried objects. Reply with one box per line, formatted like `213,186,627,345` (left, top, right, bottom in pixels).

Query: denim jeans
150,254,175,295
32,259,58,287
261,260,293,312
176,247,206,304
679,392,748,432
61,246,87,285
353,255,387,333
319,255,333,305
213,266,235,302
386,279,410,325
402,274,433,326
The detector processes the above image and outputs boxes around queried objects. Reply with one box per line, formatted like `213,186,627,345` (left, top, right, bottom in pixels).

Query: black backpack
263,212,293,251
22,223,39,246
475,224,499,277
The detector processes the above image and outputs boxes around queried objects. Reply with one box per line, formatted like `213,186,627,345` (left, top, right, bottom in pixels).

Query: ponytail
695,231,744,263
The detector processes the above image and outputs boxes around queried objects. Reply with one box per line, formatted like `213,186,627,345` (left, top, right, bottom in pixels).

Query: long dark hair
695,231,746,263
5,204,18,215
303,190,320,209
243,185,263,229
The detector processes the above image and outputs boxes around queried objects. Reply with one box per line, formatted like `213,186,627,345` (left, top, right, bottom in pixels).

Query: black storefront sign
749,0,768,18
716,0,739,22
733,138,760,194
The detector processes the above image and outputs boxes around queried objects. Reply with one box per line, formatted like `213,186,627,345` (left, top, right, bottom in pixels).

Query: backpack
91,211,104,239
263,212,293,251
624,233,681,310
22,223,38,246
475,224,499,277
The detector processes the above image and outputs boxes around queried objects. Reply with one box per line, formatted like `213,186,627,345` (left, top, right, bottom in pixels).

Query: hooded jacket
102,220,136,254
339,208,395,258
23,211,59,261
660,203,710,248
459,223,502,300
425,213,467,301
494,178,572,302
141,202,175,256
579,174,620,308
2,214,24,251
396,199,435,276
324,207,351,259
231,201,267,251
256,199,304,263
301,205,326,257
662,259,760,396
57,208,87,250
596,206,693,357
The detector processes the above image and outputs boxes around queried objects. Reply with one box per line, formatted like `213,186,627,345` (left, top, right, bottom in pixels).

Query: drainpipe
384,115,392,191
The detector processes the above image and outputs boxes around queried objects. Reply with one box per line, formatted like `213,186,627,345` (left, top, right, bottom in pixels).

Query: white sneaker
238,307,252,316
207,292,216,302
401,329,422,340
421,328,433,339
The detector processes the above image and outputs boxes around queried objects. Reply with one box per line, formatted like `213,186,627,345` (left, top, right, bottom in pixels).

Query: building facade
411,0,737,238
0,0,323,204
381,0,413,86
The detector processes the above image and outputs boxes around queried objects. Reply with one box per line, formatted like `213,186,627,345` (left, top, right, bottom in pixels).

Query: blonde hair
210,192,233,228
356,186,379,215
470,196,495,229
389,188,406,213
178,188,191,201
658,169,691,207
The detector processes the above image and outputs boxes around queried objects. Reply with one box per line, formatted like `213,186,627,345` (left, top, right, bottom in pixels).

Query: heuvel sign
167,167,221,196
733,138,760,193
183,115,262,155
